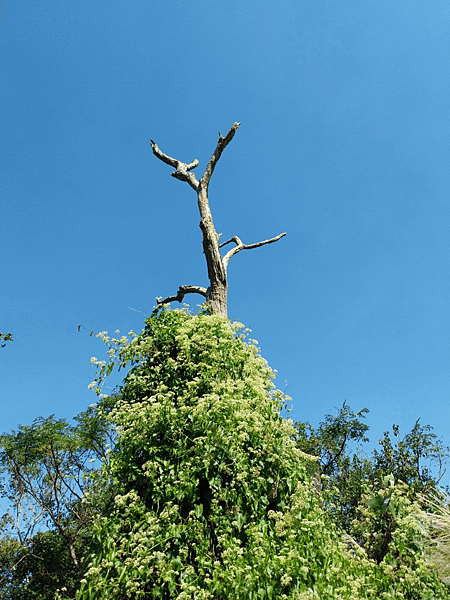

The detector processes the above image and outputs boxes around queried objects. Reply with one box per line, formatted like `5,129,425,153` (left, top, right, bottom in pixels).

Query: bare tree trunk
150,123,285,318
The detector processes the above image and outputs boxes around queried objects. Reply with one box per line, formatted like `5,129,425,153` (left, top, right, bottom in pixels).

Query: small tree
0,404,116,599
295,408,449,537
150,123,286,318
295,402,371,532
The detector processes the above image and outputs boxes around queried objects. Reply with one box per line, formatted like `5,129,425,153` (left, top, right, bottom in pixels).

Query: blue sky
1,1,450,485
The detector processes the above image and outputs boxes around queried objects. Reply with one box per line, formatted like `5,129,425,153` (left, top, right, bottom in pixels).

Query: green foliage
295,403,371,532
77,308,383,600
295,404,450,595
372,421,448,492
2,309,449,598
294,402,370,476
295,407,448,537
0,530,85,600
0,537,22,599
0,404,116,599
351,475,447,598
0,414,104,539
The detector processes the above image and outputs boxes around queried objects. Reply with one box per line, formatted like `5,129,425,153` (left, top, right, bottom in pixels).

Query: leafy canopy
0,404,116,599
295,405,449,537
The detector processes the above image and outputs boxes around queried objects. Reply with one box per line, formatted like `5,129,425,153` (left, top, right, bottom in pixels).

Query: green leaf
236,512,246,532
367,494,391,514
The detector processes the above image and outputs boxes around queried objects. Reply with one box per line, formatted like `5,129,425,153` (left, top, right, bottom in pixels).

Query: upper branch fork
150,140,199,191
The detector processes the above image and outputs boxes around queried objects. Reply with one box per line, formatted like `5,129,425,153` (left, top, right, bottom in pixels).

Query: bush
74,308,449,599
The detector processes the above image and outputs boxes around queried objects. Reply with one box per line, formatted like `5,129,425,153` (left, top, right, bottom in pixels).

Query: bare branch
49,442,84,503
221,232,286,269
150,140,198,171
156,285,208,307
150,140,199,191
150,123,286,318
200,122,241,190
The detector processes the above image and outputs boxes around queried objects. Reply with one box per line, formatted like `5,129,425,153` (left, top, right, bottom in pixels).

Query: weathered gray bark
150,123,286,318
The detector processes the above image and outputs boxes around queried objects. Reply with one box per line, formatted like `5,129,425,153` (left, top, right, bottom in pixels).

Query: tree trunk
150,123,286,318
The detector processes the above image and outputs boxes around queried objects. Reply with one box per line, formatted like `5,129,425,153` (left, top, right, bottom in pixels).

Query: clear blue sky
2,1,449,485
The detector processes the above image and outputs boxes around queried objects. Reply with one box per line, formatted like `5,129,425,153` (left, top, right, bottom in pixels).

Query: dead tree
150,122,286,318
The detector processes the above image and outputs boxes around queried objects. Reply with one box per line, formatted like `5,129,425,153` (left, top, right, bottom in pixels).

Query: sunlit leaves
74,309,450,599
76,308,374,599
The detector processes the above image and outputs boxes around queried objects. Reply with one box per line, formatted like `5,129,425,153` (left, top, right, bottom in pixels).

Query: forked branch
150,123,286,318
150,140,199,191
220,233,287,269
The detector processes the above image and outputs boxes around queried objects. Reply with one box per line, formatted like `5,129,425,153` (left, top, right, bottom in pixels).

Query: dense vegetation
1,308,449,599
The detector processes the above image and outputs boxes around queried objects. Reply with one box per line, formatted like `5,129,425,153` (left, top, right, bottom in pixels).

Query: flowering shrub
351,474,448,598
74,308,449,599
